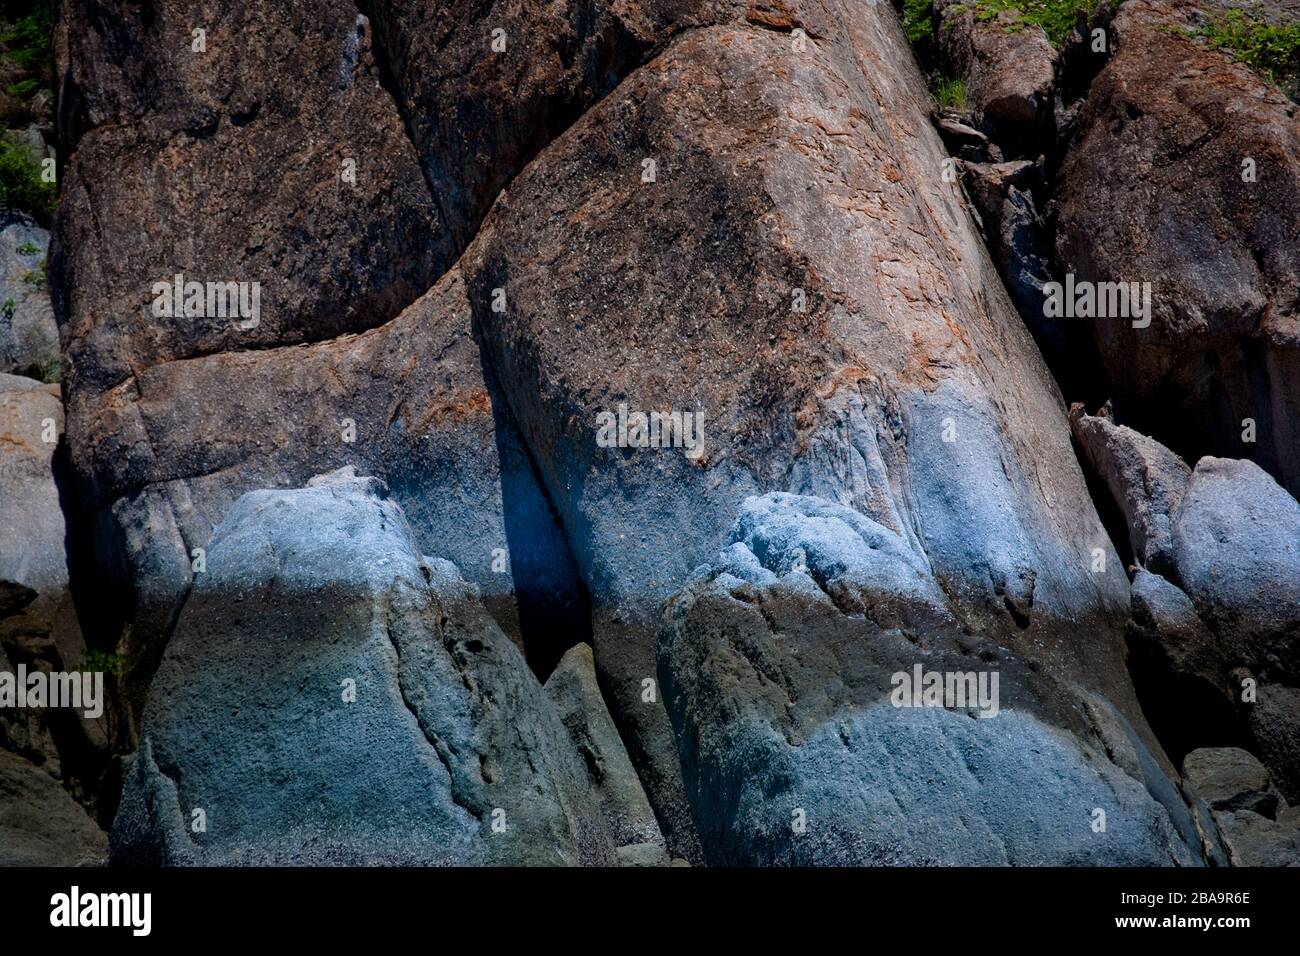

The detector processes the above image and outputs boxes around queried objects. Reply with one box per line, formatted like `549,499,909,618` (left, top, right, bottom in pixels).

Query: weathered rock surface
42,0,1293,869
111,468,614,865
0,373,111,804
0,373,69,641
74,269,587,722
658,493,1201,865
0,750,107,866
1056,0,1300,496
365,1,872,246
1182,746,1300,865
51,0,450,397
466,4,1142,859
1070,405,1192,575
1184,747,1277,814
935,0,1056,153
545,642,665,855
1173,457,1300,659
0,213,57,378
1081,413,1300,802
960,160,1068,369
1215,808,1300,866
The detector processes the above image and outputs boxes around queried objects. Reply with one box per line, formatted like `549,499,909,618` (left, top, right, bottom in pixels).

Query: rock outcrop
111,469,613,865
464,3,1145,858
0,749,107,866
73,268,587,723
18,0,1294,869
1073,406,1300,804
0,373,112,811
1056,0,1300,496
1181,747,1300,866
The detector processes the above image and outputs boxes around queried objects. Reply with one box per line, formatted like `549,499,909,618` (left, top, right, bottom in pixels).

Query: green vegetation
21,256,46,290
0,1,53,76
932,73,968,108
7,77,40,100
903,0,1109,54
959,0,1098,47
31,355,59,383
16,239,38,255
0,2,57,221
79,649,126,677
1191,9,1300,96
904,0,938,44
0,139,56,224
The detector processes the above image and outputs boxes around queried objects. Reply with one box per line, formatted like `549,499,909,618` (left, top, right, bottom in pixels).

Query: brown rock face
1056,0,1300,495
463,6,1179,859
52,0,451,400
0,374,113,813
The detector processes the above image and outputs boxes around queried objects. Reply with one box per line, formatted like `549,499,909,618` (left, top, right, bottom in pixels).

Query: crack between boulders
354,1,457,258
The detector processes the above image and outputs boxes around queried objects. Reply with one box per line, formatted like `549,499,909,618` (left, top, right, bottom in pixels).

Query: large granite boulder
51,0,450,409
465,4,1140,859
111,469,614,865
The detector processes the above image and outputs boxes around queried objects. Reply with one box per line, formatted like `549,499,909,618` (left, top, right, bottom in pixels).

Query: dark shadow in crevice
475,347,593,683
53,435,126,655
1125,634,1246,774
44,435,130,824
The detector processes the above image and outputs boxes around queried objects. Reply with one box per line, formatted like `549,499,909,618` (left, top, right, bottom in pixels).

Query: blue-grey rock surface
111,469,614,865
658,493,1201,865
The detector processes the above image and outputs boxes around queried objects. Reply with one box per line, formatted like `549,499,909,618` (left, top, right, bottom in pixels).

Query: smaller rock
1183,747,1276,815
1214,809,1300,867
1172,458,1300,650
615,842,670,867
935,115,998,162
0,750,107,866
1069,406,1191,575
936,0,1056,154
545,643,666,852
1247,687,1300,807
961,159,1037,230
